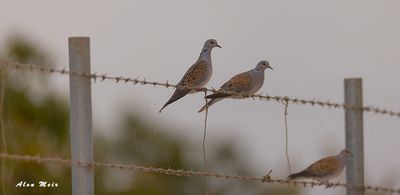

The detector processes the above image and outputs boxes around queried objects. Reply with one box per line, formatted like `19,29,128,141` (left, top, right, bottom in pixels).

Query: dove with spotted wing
198,60,272,112
289,149,353,182
159,39,221,112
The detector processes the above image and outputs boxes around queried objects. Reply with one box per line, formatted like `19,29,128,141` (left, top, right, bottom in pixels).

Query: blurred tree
0,35,297,195
0,35,70,195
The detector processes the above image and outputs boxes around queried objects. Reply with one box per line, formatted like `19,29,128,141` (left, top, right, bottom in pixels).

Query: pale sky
1,1,400,194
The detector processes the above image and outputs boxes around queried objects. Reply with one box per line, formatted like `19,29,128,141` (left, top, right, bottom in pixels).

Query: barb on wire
0,153,399,194
1,60,399,118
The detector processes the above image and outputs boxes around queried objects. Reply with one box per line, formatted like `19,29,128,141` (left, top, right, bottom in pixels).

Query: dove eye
210,41,215,44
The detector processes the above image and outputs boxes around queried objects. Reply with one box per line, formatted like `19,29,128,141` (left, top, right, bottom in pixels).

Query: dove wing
178,60,209,88
159,60,209,112
205,71,254,99
305,156,339,177
220,71,254,93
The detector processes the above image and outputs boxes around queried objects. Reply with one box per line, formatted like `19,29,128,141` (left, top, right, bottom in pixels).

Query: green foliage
5,36,50,65
1,35,70,195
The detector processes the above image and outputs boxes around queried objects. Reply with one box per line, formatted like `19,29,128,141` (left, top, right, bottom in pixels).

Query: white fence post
344,78,364,195
69,37,94,195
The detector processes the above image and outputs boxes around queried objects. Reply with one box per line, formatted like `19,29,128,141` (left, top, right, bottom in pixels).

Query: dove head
203,39,221,50
339,149,354,159
255,60,273,71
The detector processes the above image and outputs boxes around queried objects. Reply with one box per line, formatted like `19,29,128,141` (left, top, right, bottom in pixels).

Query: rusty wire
0,153,399,194
1,60,399,118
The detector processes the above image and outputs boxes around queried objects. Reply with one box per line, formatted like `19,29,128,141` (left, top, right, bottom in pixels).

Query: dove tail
289,171,311,180
159,101,172,113
198,98,223,113
159,89,190,113
206,93,231,99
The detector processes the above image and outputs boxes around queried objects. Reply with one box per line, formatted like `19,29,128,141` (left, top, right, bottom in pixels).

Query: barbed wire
1,60,399,118
0,153,399,194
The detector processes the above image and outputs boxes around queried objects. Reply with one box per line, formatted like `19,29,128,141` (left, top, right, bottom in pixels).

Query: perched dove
289,149,353,181
198,60,272,112
159,39,221,112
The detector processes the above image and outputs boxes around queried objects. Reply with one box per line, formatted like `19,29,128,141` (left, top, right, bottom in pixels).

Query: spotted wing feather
290,156,338,179
159,61,209,112
178,61,209,88
206,71,253,99
306,156,339,177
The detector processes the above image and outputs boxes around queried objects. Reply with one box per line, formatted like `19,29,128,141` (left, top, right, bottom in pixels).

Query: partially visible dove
198,60,272,112
159,39,221,112
289,149,353,181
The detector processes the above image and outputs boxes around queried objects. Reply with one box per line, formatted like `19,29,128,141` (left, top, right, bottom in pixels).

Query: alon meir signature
16,180,59,188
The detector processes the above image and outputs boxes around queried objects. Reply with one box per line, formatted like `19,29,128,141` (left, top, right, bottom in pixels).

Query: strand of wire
283,100,292,194
1,60,400,118
283,100,291,176
0,153,399,194
203,91,210,195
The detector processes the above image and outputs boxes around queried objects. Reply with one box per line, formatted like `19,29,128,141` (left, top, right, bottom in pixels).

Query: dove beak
216,44,222,48
267,65,273,70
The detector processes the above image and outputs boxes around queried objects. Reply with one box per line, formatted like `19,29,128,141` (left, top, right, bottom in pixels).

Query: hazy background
1,1,399,194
